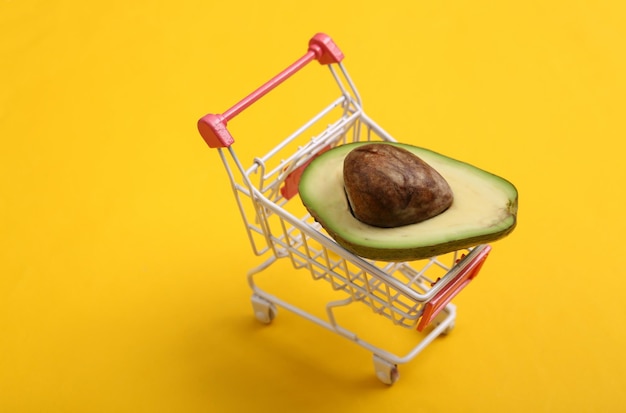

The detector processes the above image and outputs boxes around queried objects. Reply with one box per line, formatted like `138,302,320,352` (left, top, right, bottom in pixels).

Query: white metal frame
208,49,488,385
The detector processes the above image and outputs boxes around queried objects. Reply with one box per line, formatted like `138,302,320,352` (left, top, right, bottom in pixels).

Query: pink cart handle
417,245,492,332
197,33,344,148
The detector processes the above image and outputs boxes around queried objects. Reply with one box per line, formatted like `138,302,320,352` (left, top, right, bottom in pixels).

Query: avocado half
298,142,518,261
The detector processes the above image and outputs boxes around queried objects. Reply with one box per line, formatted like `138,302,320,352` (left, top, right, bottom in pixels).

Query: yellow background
1,0,625,412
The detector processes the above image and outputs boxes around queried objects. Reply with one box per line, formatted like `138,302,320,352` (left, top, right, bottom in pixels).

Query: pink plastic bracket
197,33,344,148
280,145,331,200
417,245,492,332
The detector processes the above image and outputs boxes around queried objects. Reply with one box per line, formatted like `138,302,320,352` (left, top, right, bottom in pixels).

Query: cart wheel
439,321,455,335
251,294,277,324
433,307,455,336
373,354,399,385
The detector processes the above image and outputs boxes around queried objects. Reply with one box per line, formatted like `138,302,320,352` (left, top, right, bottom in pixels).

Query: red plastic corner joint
197,113,234,148
416,245,492,332
280,145,331,200
308,33,344,65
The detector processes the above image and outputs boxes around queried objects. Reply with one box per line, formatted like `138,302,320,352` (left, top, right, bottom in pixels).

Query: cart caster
373,354,399,385
438,320,455,335
433,306,455,335
251,294,277,324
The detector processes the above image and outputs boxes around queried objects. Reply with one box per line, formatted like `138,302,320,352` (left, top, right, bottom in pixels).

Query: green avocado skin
299,142,519,262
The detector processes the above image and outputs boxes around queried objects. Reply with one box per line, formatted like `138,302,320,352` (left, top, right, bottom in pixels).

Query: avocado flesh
298,142,518,261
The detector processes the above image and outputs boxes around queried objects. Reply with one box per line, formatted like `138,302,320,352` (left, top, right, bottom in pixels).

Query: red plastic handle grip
417,245,492,332
198,33,344,148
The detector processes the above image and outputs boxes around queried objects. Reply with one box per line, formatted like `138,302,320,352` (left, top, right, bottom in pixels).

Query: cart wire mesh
216,82,481,330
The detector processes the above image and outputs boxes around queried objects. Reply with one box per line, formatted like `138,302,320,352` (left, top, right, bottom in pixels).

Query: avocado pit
343,143,454,228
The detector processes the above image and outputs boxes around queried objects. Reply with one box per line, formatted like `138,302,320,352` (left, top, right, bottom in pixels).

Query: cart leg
434,303,456,335
251,294,277,324
373,354,399,385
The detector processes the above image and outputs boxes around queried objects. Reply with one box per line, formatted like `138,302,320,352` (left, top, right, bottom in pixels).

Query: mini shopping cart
197,33,492,385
